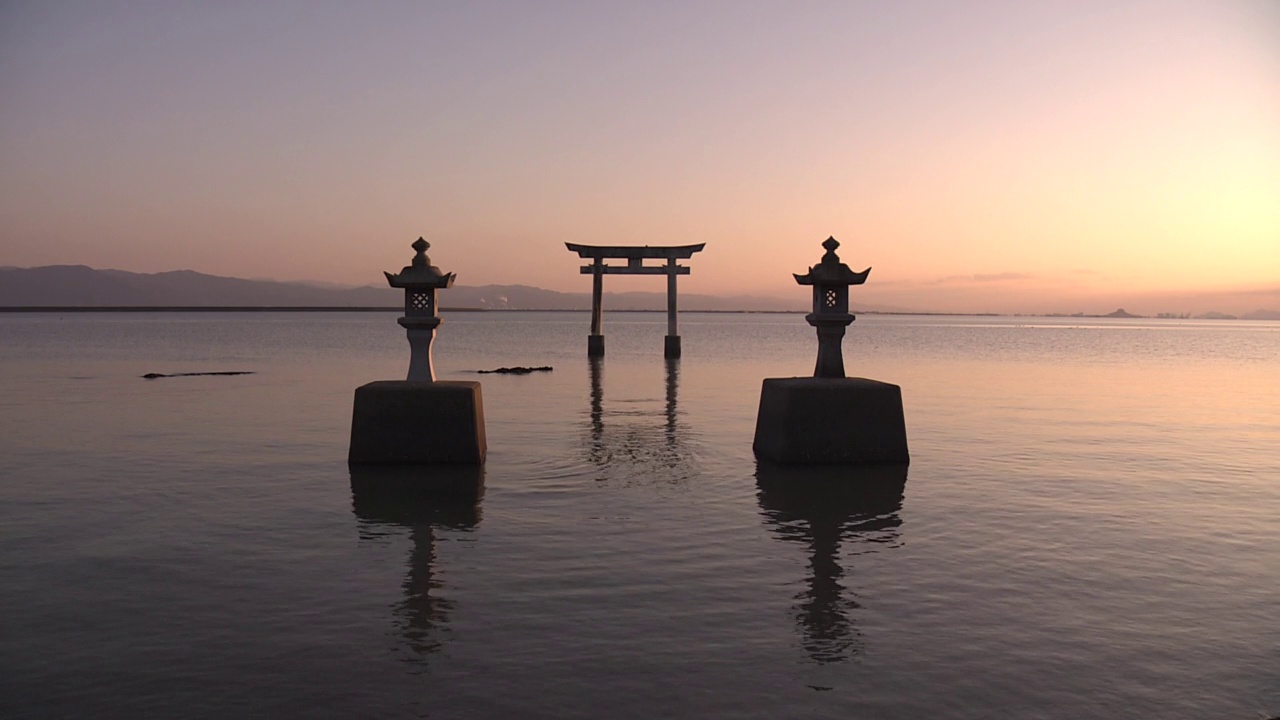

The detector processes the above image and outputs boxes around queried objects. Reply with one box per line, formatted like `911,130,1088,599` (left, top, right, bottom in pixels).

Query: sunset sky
2,1,1277,313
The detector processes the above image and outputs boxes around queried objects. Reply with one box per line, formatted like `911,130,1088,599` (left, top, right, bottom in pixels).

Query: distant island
1026,308,1280,321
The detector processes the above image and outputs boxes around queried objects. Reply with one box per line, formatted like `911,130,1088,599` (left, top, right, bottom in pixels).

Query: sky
2,0,1277,314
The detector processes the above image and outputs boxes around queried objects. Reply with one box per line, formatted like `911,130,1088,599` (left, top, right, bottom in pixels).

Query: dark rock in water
476,366,552,374
142,371,255,379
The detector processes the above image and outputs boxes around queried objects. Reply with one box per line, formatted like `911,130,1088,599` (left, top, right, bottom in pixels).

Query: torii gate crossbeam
565,243,706,358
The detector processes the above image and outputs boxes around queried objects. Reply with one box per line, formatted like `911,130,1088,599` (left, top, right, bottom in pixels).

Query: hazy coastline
3,306,1278,321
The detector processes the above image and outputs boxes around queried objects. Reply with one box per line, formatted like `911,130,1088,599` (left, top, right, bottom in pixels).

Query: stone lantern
752,236,908,466
794,237,869,379
385,237,455,381
348,237,485,467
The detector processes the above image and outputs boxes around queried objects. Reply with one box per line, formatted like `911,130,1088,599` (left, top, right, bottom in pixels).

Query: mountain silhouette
0,265,871,312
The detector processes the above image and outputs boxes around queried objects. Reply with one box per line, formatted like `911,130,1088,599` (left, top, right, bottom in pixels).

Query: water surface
1,312,1277,718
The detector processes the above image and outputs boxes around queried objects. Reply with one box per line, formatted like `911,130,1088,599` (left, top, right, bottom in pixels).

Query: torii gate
565,243,706,358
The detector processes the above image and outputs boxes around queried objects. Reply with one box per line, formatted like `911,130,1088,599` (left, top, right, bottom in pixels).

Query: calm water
1,311,1277,719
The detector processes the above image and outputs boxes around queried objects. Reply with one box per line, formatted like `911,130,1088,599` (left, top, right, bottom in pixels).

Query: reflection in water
584,358,694,483
589,356,604,448
756,463,906,664
350,464,483,660
664,357,678,443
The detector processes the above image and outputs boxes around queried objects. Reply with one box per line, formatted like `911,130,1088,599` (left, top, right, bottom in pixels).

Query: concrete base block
588,334,605,357
348,380,486,464
350,464,485,507
756,461,907,517
753,377,909,465
664,335,681,359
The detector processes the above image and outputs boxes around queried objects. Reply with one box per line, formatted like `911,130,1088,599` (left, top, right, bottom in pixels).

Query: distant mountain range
4,265,1276,319
0,265,813,312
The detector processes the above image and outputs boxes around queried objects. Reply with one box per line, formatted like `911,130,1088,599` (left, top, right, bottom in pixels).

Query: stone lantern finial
411,237,429,266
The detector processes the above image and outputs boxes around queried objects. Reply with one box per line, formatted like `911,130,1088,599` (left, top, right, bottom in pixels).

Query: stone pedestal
349,381,486,464
350,463,485,503
753,377,909,465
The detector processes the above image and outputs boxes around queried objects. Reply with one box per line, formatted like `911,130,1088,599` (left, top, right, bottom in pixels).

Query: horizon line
2,306,1275,321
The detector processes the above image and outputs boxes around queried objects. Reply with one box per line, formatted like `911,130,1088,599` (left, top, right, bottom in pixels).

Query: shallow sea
0,311,1277,719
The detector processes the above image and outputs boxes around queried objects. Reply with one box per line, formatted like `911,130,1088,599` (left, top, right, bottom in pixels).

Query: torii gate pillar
566,243,706,358
664,257,680,358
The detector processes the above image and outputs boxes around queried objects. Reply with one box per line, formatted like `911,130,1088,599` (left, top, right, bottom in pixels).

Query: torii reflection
349,464,483,660
584,357,693,483
756,462,906,664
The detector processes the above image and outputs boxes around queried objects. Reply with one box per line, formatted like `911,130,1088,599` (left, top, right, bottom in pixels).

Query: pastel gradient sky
2,0,1277,313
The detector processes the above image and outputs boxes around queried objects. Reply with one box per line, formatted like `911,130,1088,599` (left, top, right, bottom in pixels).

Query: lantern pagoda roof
794,237,870,286
385,237,456,289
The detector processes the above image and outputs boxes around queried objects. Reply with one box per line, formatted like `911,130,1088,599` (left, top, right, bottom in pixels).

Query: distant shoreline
0,306,1274,320
0,306,995,315
0,306,425,313
0,306,768,313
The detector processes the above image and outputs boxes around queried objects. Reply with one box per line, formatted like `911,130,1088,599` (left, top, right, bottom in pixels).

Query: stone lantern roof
793,237,870,286
384,237,456,289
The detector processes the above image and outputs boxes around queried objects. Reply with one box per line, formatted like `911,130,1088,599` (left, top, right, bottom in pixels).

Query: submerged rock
476,366,552,375
142,371,255,379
